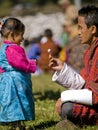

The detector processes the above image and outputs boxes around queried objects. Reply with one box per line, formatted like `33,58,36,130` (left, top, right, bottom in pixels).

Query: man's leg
61,102,73,119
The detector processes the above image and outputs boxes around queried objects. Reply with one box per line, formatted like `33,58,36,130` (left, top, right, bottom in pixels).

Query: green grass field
0,73,98,130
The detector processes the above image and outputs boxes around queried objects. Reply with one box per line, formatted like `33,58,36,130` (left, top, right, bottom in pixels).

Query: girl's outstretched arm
6,45,36,73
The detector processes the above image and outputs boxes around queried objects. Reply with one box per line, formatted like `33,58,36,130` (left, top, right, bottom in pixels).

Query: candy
48,49,51,52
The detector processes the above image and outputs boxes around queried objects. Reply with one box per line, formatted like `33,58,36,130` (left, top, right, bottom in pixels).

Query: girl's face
7,31,24,45
14,32,24,45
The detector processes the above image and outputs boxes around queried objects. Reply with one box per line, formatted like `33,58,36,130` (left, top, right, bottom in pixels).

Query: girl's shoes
8,126,15,130
15,125,32,130
25,125,32,130
0,122,32,130
7,121,25,130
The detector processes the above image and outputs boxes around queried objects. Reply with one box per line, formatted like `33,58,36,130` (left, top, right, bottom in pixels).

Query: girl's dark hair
79,5,98,29
1,17,25,38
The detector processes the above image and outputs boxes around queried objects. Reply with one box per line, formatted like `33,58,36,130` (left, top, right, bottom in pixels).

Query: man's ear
90,25,97,35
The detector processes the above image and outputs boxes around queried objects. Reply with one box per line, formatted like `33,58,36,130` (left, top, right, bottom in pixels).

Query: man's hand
49,54,64,71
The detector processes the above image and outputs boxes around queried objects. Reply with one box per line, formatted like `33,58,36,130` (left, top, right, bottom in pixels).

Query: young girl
0,18,36,130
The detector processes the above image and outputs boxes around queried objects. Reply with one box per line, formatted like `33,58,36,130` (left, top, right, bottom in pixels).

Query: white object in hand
48,49,51,53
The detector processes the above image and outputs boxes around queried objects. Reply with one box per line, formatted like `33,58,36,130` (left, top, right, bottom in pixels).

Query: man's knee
61,102,73,119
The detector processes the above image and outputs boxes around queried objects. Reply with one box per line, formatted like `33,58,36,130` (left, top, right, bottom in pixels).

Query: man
58,0,71,11
65,18,88,72
58,0,78,20
49,5,98,129
38,29,61,73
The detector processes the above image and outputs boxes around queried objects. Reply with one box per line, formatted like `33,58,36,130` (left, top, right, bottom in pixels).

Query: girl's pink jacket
0,40,36,73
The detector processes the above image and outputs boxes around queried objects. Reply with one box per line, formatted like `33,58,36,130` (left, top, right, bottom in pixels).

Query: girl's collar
4,40,16,44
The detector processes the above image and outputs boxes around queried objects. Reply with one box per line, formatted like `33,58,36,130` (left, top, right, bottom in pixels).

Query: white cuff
52,63,85,89
61,89,92,105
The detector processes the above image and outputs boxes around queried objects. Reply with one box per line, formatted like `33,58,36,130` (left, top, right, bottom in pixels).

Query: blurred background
0,0,98,41
0,0,97,74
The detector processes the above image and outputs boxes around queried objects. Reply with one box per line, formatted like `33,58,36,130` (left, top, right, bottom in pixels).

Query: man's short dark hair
79,5,98,29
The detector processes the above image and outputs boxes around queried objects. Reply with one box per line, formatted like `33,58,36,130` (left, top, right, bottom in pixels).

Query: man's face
78,16,93,44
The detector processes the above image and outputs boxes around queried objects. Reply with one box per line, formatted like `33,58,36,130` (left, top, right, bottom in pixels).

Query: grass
0,73,98,129
31,73,64,130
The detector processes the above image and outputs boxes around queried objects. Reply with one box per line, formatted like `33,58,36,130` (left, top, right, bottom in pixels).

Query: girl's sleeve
6,45,36,73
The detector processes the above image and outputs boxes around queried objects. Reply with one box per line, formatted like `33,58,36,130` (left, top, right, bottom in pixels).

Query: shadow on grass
32,120,58,130
34,90,61,101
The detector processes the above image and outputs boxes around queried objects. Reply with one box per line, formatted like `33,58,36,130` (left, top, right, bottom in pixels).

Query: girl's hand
48,54,64,71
